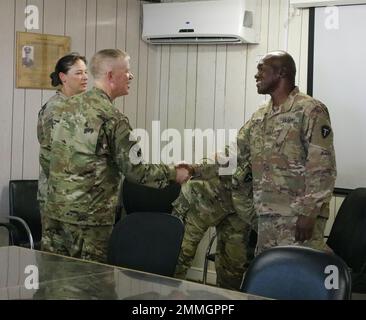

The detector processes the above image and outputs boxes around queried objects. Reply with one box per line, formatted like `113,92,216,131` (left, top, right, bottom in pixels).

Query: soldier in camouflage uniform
234,51,336,255
41,49,190,263
173,150,255,291
37,53,88,224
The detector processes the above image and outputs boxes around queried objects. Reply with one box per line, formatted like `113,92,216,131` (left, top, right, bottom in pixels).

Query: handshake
174,163,195,184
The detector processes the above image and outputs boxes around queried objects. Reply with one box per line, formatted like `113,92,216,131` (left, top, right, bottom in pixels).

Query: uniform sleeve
231,121,255,226
37,107,51,179
108,115,176,188
302,104,337,217
192,143,236,180
191,163,218,180
37,110,44,144
37,108,48,203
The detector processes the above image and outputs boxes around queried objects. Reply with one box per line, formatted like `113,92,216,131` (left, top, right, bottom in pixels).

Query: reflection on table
0,246,266,300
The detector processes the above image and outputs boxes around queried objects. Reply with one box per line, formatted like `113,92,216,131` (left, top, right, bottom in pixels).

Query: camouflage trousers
41,216,113,263
256,215,328,255
172,183,252,291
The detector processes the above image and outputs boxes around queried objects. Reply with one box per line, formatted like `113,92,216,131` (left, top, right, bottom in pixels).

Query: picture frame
16,31,70,89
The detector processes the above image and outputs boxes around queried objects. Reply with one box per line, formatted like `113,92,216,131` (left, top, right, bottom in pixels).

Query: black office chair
240,246,351,300
122,178,181,215
202,229,257,284
107,211,185,277
8,180,42,249
327,188,366,293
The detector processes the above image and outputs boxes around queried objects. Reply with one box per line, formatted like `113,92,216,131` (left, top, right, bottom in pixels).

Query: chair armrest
6,216,34,249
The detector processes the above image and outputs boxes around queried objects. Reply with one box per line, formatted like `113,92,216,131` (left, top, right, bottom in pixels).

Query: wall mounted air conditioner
142,0,259,45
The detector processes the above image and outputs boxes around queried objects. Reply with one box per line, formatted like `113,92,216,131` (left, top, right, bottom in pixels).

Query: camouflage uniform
172,159,255,291
235,87,336,255
42,87,176,263
37,91,67,220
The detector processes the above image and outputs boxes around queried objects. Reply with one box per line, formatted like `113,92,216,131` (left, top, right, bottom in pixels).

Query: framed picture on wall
16,31,70,89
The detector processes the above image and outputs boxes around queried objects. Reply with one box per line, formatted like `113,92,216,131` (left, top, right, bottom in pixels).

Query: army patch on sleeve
321,125,331,138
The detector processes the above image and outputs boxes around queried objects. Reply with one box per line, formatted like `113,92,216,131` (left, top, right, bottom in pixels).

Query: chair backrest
122,179,181,215
241,246,352,300
9,180,41,244
107,212,184,277
327,188,366,274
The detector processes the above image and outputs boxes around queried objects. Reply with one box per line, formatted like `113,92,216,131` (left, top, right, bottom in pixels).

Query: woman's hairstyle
49,52,87,87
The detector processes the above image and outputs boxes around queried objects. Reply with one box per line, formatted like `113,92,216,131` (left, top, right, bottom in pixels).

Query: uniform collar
93,87,113,103
265,86,299,118
56,89,68,100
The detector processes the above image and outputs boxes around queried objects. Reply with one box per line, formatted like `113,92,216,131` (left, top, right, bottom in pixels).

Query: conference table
0,246,267,300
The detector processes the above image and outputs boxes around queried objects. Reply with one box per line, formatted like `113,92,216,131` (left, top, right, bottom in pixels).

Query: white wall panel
195,45,216,131
224,46,247,131
43,0,66,105
44,0,65,36
158,45,171,133
184,45,198,131
66,0,87,55
124,0,140,127
213,45,227,131
115,0,128,113
136,39,149,130
244,0,269,121
267,0,282,52
22,0,43,180
298,9,309,92
96,0,117,51
11,0,27,181
145,45,161,135
85,0,97,66
287,7,308,90
167,46,188,134
0,0,15,214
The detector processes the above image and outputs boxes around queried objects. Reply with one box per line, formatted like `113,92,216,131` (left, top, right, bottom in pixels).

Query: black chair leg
202,233,217,284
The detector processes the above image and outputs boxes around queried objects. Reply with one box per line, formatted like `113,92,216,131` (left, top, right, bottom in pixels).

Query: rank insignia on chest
279,116,295,124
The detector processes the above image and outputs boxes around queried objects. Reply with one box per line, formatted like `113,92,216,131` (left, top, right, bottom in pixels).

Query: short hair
50,52,87,87
89,49,129,79
264,51,297,85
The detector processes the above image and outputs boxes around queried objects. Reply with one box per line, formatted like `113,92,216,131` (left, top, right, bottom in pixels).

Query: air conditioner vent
147,37,242,44
142,0,259,45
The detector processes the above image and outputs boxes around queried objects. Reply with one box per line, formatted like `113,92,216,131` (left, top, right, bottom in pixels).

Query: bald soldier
235,51,336,254
42,49,190,263
173,149,255,291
